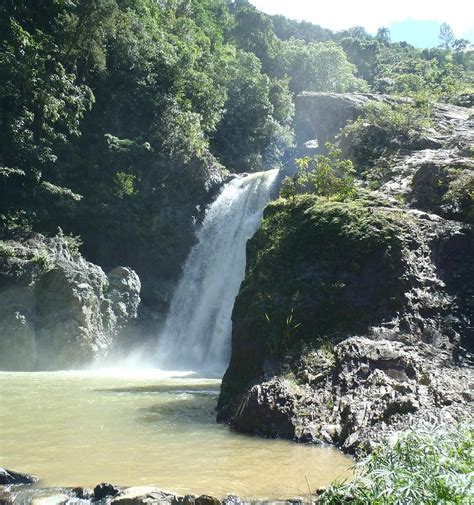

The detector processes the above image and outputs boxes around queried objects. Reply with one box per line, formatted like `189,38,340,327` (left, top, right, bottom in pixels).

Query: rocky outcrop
230,338,472,455
76,150,228,331
218,92,473,454
0,467,38,486
294,92,474,224
0,232,140,370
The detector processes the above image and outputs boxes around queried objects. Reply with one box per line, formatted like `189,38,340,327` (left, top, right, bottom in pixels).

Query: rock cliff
0,232,140,370
218,93,474,454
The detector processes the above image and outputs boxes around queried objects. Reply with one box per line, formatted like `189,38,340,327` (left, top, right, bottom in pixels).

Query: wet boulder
0,467,39,485
110,486,177,505
94,482,122,500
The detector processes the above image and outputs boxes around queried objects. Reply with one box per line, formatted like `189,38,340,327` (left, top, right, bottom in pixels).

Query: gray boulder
0,233,140,370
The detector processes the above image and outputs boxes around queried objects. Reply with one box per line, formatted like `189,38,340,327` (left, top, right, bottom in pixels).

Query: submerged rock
0,232,140,370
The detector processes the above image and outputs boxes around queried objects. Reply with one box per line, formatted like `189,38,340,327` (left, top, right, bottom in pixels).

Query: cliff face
0,233,140,370
218,93,474,454
71,150,229,330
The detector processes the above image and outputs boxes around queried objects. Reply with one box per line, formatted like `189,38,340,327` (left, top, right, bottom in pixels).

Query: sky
250,0,474,48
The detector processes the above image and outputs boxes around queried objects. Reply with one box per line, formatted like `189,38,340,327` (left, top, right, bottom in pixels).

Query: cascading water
156,169,279,374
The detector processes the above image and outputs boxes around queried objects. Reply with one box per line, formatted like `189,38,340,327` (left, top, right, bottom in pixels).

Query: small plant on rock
343,99,433,141
281,143,357,200
265,308,301,358
0,241,15,258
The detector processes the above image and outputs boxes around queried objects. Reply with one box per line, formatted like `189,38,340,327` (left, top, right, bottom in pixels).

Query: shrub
115,172,137,198
319,423,474,504
31,249,54,271
281,144,357,200
56,228,83,255
344,99,433,140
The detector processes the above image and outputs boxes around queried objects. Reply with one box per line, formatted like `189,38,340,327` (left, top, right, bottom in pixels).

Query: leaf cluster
319,423,474,504
280,144,357,201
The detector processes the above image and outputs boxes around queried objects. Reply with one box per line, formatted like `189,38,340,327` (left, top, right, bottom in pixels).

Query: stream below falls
0,369,351,500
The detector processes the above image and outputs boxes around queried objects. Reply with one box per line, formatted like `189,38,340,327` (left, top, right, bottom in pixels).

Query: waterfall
156,169,279,374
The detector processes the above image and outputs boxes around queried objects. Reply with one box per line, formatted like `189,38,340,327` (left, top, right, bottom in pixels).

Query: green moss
237,195,409,356
220,194,417,410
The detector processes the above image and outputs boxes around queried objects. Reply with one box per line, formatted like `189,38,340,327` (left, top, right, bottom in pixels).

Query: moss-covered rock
220,196,406,412
218,193,474,443
219,92,473,455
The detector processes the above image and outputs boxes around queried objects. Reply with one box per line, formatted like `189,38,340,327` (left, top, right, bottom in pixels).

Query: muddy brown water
0,370,352,500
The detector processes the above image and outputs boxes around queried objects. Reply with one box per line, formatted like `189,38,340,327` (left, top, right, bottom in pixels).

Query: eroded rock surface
230,338,473,454
0,233,140,370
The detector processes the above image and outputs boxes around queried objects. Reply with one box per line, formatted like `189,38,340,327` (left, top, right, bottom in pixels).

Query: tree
453,38,470,52
0,5,93,230
211,50,294,172
439,23,455,49
278,39,369,94
376,27,391,44
230,3,278,74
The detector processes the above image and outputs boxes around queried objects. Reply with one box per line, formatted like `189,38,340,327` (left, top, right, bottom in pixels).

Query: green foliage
211,50,294,172
56,228,83,255
374,43,474,101
277,39,369,94
30,249,54,271
319,423,474,504
40,182,83,202
0,241,15,258
1,0,472,294
439,23,455,50
442,169,474,223
115,172,137,198
376,27,391,45
280,144,357,200
344,99,432,140
264,308,301,358
0,6,93,229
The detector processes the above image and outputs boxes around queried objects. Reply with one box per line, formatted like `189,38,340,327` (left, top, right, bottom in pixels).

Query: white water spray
157,169,279,374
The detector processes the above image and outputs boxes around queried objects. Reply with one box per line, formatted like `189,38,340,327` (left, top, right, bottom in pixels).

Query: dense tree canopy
1,0,472,274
